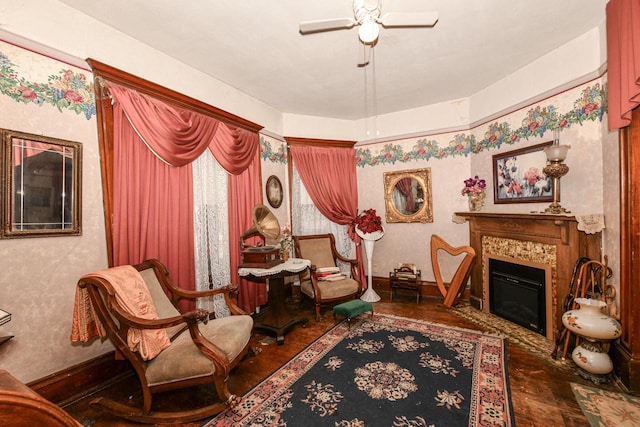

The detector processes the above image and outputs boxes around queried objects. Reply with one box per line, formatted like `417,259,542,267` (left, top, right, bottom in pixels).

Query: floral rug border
208,313,514,426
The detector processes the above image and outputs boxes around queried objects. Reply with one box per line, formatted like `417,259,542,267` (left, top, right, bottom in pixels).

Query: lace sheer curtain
291,166,354,274
193,150,231,317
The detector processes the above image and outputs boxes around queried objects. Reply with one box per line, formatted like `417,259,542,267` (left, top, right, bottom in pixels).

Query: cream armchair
293,233,361,321
73,259,253,424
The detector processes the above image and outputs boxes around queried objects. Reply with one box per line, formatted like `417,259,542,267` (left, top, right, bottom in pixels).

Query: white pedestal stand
356,229,384,303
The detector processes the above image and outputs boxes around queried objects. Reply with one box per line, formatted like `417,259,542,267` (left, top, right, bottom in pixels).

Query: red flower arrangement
461,175,486,196
354,209,384,234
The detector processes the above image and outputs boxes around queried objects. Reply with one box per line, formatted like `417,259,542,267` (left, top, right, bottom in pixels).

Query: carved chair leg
213,375,236,408
314,304,321,321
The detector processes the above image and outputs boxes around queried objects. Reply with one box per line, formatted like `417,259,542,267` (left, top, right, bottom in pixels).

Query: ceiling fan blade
380,12,439,28
299,18,356,34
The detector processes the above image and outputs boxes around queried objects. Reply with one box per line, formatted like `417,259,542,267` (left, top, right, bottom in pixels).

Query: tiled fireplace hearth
456,212,602,341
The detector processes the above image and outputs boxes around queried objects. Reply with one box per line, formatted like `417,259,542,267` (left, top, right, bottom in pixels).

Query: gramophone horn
240,204,281,248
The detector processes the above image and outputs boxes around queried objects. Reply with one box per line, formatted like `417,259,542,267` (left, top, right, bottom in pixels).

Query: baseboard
612,341,640,393
26,351,132,406
371,277,471,299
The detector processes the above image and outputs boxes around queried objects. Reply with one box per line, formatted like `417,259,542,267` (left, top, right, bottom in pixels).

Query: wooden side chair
293,233,361,321
73,259,253,424
430,234,476,308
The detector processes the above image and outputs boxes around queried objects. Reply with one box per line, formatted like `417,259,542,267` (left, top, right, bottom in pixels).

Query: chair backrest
296,236,338,268
294,234,341,281
79,261,180,365
137,266,185,338
430,234,476,308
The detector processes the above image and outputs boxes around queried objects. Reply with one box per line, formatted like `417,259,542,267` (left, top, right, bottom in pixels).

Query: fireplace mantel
456,212,602,339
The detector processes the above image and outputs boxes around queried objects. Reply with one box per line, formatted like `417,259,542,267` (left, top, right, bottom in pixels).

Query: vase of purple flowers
462,176,486,212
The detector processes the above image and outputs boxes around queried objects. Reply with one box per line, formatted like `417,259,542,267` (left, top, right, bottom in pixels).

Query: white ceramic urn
562,298,621,340
562,298,622,375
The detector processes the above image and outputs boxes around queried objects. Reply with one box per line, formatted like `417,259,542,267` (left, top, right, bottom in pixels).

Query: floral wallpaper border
260,81,606,168
354,82,606,168
260,136,288,164
0,45,606,161
0,50,95,119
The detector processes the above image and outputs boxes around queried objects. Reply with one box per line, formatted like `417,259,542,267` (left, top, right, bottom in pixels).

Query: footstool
333,299,374,327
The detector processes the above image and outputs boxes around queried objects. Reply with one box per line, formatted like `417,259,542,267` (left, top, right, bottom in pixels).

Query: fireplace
456,212,602,342
489,258,546,336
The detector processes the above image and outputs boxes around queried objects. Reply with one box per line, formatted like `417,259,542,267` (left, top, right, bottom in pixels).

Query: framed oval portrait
266,175,283,208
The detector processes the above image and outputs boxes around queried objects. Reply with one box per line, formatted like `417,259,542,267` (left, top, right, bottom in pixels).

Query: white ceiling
57,0,607,120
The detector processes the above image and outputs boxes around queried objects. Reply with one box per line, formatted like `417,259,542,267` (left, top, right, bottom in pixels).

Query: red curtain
13,140,66,166
228,157,266,313
395,177,414,213
110,86,216,166
606,0,640,130
289,145,366,287
209,125,259,174
110,85,260,312
209,122,263,313
112,100,196,312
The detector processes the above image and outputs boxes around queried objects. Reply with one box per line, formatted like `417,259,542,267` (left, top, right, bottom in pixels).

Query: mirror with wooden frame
1,129,82,238
383,168,433,223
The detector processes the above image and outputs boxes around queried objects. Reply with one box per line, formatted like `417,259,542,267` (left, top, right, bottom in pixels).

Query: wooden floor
64,290,625,426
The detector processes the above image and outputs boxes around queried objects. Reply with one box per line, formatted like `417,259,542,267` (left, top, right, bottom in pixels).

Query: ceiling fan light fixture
358,17,379,44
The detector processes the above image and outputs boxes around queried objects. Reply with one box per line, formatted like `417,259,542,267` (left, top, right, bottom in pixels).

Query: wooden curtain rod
285,136,357,148
87,58,263,133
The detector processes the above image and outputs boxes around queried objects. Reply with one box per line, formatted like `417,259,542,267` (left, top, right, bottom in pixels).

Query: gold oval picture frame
383,168,433,223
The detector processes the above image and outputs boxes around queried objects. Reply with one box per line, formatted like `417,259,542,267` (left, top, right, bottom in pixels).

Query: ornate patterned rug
571,382,640,426
206,314,514,426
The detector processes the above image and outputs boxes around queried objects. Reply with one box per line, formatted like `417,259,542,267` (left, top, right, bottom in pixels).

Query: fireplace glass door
489,259,546,336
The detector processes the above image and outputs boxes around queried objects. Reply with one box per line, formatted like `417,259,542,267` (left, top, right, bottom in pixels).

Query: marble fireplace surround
456,212,602,341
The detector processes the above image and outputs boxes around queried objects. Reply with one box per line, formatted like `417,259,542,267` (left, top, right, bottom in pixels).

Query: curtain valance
606,0,640,130
109,85,258,171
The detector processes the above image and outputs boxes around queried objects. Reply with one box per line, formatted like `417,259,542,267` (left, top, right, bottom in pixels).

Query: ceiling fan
299,0,439,44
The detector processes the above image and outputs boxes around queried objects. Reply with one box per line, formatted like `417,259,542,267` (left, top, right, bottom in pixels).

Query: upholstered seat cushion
333,299,373,319
145,314,253,386
300,277,359,300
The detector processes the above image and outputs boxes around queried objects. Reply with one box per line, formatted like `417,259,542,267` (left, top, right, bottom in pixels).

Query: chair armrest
157,279,248,317
305,265,323,298
332,253,359,281
334,253,358,266
108,299,186,330
182,311,232,376
182,309,210,325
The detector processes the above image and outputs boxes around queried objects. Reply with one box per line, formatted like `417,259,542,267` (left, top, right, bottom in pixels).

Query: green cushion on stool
333,300,373,319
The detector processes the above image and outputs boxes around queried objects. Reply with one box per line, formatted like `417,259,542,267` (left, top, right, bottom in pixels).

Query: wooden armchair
293,233,361,321
430,234,476,308
74,259,253,424
0,370,82,427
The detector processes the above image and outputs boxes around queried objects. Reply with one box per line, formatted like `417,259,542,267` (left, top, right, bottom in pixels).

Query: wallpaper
0,40,110,383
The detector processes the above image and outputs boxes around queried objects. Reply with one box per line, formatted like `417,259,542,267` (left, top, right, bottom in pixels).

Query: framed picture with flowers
492,141,554,204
